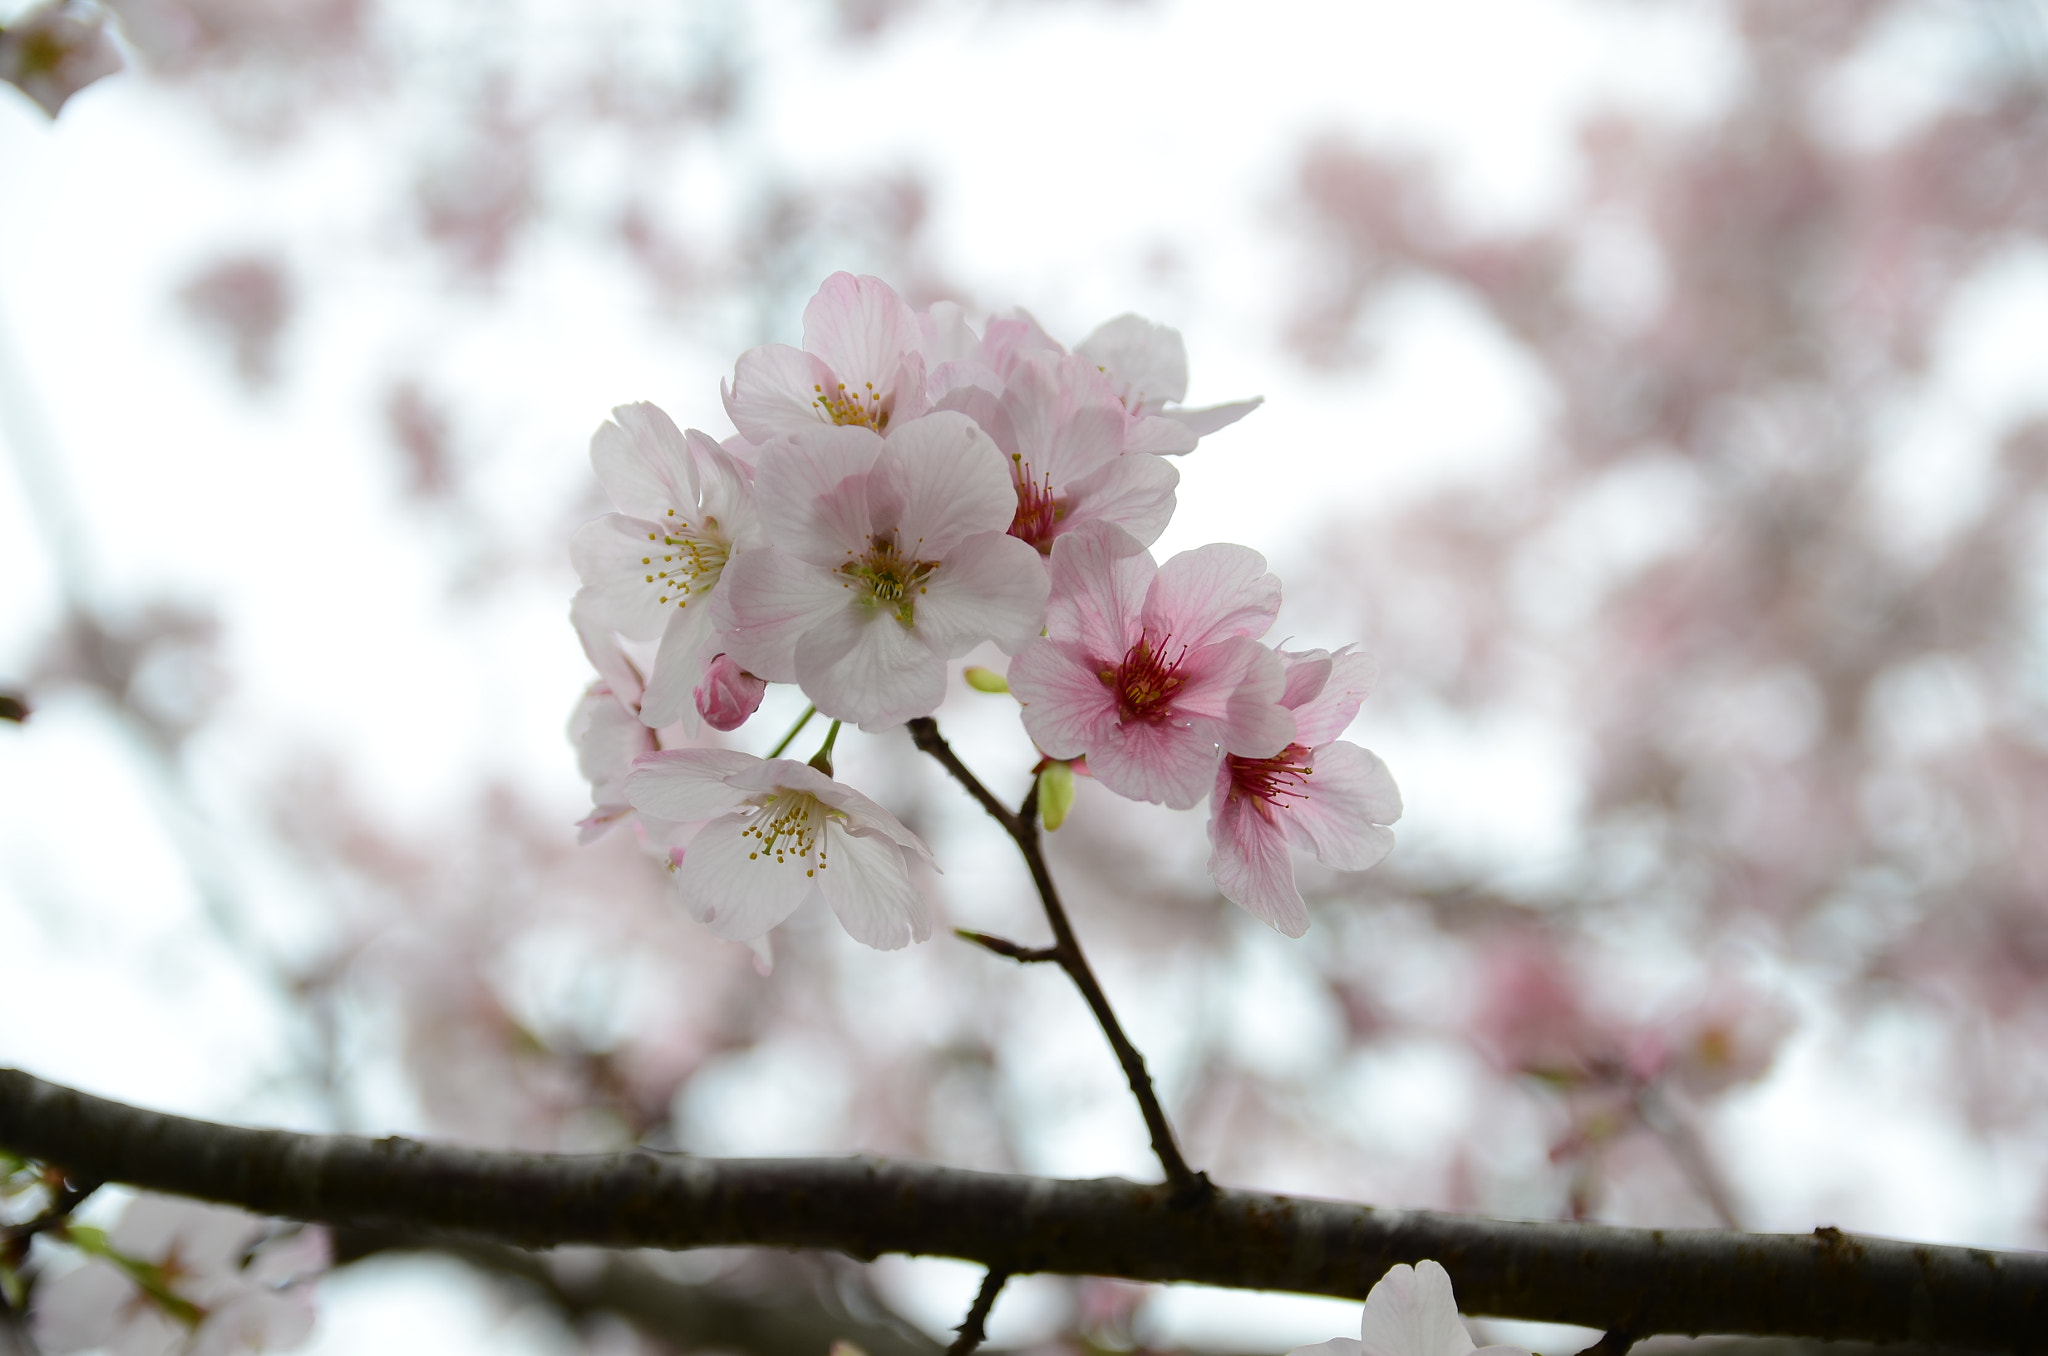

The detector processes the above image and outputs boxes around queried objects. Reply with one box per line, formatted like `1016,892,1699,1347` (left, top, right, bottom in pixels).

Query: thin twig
905,717,1207,1200
954,930,1060,964
945,1268,1010,1356
1,1177,98,1243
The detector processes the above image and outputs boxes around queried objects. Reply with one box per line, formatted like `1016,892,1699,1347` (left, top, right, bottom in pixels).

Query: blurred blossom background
7,0,2048,1352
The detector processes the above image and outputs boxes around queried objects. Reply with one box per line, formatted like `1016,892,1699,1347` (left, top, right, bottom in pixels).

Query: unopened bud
1038,760,1076,831
963,666,1010,694
695,654,767,731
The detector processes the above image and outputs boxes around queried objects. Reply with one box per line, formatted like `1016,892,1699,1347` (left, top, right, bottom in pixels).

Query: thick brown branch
4,1069,2045,1352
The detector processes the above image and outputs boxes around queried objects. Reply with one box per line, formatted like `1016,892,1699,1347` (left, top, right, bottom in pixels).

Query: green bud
1038,760,1076,831
963,666,1010,694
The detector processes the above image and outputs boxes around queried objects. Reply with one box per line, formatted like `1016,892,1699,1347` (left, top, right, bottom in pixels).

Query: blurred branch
5,1068,2045,1352
332,1227,947,1356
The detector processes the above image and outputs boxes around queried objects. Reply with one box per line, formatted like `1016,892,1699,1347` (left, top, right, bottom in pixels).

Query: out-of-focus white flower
32,1196,326,1356
625,748,935,949
0,0,122,118
1286,1261,1530,1356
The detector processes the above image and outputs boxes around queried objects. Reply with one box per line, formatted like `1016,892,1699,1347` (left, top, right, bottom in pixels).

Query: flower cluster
570,273,1400,948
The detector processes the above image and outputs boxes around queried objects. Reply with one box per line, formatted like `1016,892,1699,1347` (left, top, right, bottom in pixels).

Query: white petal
723,343,837,442
638,600,720,730
713,547,851,684
794,605,946,729
1122,414,1200,455
571,588,644,709
752,424,885,567
1287,1340,1366,1356
1164,396,1263,439
1358,1261,1478,1356
917,531,1050,656
1061,452,1180,549
1076,313,1189,411
592,402,700,518
675,810,816,940
624,748,760,821
803,272,921,392
817,822,931,949
570,514,681,641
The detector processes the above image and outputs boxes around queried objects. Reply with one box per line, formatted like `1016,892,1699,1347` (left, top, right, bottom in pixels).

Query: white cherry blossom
625,748,935,949
1286,1261,1530,1356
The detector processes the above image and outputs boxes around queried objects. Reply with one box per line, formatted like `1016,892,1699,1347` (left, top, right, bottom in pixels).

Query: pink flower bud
694,654,766,731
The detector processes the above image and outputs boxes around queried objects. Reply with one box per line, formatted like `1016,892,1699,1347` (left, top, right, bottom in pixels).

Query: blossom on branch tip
625,748,935,949
723,272,929,442
32,1196,326,1356
711,412,1048,729
1207,645,1400,936
1075,313,1263,452
570,402,761,731
1286,1260,1530,1356
1008,523,1293,809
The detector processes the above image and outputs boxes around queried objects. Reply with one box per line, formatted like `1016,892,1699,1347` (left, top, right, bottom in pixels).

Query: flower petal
818,822,931,949
591,402,700,519
1010,640,1119,761
570,514,680,640
1287,741,1400,871
803,272,920,392
1076,314,1189,412
1293,646,1380,745
1209,778,1309,937
625,747,761,821
1045,522,1153,663
675,809,815,940
918,531,1050,656
1144,543,1281,651
1060,451,1179,549
886,411,1018,558
571,588,644,709
1087,717,1225,810
752,424,885,567
1358,1261,1479,1356
794,605,947,729
714,547,851,684
723,343,838,442
638,599,721,730
1164,396,1264,439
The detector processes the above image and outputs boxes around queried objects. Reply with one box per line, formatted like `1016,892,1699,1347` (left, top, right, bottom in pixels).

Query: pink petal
917,531,1050,656
1208,778,1309,937
885,411,1018,557
817,823,931,949
803,272,921,392
1060,450,1179,549
694,653,767,732
1143,543,1281,651
752,424,885,567
723,343,840,442
1279,648,1337,713
1165,637,1293,758
1293,646,1380,745
713,547,852,684
1076,314,1189,412
1010,640,1119,760
1087,717,1225,810
1285,741,1400,871
1045,523,1153,663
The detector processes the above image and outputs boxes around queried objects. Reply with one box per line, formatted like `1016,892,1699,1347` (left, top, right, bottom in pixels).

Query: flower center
812,379,890,430
1226,743,1315,816
839,532,937,626
1008,456,1063,553
640,512,729,609
1100,632,1189,723
740,790,837,878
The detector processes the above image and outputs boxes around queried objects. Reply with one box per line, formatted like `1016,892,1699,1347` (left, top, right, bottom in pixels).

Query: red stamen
1227,743,1314,815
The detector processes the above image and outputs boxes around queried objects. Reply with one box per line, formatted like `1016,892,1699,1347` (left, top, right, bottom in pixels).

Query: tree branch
4,1069,2045,1352
905,717,1204,1199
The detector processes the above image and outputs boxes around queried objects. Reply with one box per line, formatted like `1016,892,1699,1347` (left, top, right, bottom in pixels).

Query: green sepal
1038,760,1076,831
962,666,1010,694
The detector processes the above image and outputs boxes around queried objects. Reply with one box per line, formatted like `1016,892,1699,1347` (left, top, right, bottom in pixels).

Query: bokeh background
8,1,2048,1352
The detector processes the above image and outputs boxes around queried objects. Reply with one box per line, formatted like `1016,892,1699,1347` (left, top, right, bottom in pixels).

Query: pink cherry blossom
625,748,935,949
1207,645,1401,935
694,652,767,731
936,351,1179,554
723,272,929,442
32,1196,326,1356
1074,313,1263,452
1286,1261,1530,1356
711,411,1048,729
1007,523,1294,809
570,402,760,731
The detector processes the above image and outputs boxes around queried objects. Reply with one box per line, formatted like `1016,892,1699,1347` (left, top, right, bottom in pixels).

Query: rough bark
4,1069,2044,1352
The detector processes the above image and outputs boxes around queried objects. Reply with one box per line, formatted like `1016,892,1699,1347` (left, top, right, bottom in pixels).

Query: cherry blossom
32,1196,326,1356
935,351,1180,554
570,402,760,731
711,411,1048,729
1287,1260,1530,1356
625,748,935,949
1075,313,1263,450
1008,523,1293,809
723,272,929,442
1207,645,1401,935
